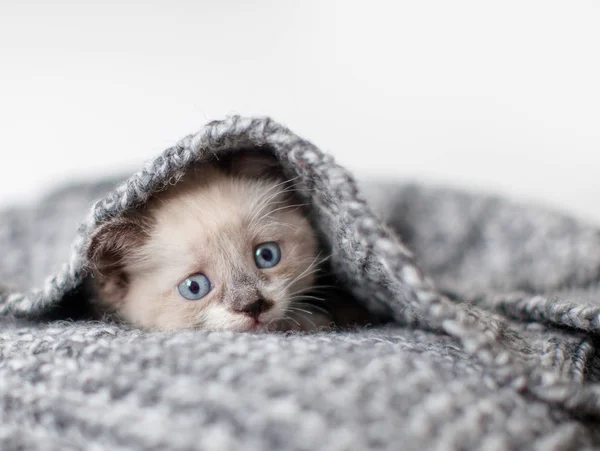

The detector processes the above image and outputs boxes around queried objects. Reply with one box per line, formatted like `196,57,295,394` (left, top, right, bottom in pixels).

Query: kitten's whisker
283,252,324,292
249,217,300,242
252,177,299,208
248,187,290,228
287,310,318,330
250,222,276,241
247,176,309,230
267,203,309,216
316,253,332,265
289,300,330,316
252,177,299,205
281,314,301,328
252,203,309,229
249,195,288,221
286,306,314,315
275,222,300,231
259,216,300,231
249,198,291,230
285,266,323,291
291,298,327,306
287,284,336,297
263,176,300,193
290,294,325,302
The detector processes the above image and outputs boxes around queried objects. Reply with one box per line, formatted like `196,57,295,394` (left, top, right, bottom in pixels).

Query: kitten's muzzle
235,298,274,319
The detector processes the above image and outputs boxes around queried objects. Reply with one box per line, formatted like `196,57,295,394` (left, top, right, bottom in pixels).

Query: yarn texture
1,116,600,449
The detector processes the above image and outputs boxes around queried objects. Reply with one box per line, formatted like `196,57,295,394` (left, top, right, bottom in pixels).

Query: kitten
86,156,332,332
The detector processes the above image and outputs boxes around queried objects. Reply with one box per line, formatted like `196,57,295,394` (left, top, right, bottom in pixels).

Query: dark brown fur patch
87,214,152,306
220,150,284,181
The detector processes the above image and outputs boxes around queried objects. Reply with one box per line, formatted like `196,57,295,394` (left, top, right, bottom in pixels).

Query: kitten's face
89,164,324,332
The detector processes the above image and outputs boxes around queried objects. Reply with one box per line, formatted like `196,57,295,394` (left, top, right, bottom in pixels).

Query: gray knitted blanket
2,116,600,450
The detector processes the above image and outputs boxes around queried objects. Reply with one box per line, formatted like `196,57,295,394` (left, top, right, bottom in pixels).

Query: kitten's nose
237,298,273,319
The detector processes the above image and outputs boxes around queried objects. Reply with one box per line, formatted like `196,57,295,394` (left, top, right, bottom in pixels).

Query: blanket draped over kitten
86,153,333,331
2,116,600,449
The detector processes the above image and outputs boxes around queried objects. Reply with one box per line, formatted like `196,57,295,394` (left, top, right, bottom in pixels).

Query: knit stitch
1,116,600,449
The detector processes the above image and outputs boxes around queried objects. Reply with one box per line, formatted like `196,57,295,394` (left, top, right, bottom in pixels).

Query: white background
1,1,599,222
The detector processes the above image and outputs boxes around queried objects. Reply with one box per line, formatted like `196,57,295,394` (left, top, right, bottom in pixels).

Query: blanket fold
2,116,600,450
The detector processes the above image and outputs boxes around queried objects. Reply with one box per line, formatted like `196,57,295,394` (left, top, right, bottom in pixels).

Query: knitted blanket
2,116,600,450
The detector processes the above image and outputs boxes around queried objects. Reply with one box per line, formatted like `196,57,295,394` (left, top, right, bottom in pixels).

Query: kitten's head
87,157,322,331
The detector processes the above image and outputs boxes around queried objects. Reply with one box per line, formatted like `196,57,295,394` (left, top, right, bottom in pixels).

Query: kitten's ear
225,151,284,180
86,215,150,302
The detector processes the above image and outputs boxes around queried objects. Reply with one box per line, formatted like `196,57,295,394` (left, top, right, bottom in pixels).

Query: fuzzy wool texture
2,116,600,449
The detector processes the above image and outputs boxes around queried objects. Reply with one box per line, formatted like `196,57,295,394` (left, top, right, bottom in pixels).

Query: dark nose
237,298,273,318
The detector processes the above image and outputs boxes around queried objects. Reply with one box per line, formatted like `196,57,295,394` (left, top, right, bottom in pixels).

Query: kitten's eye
254,242,282,269
177,273,211,300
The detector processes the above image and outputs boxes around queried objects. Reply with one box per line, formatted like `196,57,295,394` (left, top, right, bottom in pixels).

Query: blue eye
177,273,211,300
254,242,282,269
